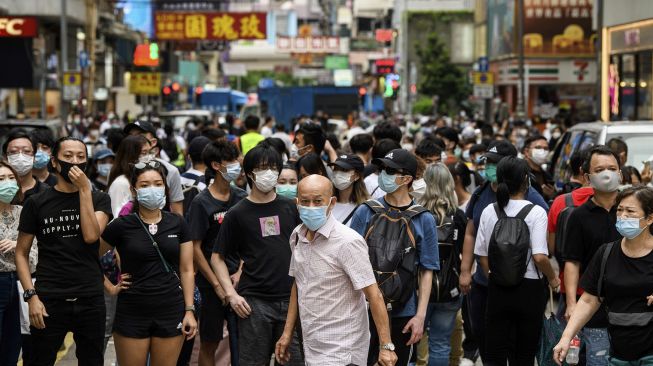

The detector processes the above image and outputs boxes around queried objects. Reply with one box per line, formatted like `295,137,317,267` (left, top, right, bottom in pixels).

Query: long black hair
496,156,530,210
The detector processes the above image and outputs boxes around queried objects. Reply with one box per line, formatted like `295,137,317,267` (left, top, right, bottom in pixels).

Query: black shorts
113,290,184,338
198,287,225,342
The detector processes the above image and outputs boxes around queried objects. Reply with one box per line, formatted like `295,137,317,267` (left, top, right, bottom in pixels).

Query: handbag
133,213,181,282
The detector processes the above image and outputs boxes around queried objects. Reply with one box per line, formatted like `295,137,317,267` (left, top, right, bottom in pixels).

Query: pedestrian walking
328,154,369,225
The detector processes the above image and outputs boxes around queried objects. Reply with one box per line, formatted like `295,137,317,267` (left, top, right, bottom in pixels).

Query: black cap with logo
483,140,518,164
373,148,418,177
124,120,157,136
328,154,364,173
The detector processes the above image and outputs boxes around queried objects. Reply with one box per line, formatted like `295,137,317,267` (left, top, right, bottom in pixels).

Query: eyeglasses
133,160,161,170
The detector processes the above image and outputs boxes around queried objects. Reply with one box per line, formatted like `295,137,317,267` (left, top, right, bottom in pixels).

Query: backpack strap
363,199,386,215
515,204,535,221
598,240,617,300
342,205,359,225
493,202,508,219
564,192,574,208
403,204,428,220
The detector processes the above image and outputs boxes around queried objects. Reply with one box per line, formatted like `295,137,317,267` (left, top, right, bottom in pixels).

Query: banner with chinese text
154,12,267,41
129,72,162,95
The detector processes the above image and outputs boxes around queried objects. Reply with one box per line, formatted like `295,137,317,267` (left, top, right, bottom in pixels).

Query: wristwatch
23,289,37,302
185,305,196,313
381,343,396,352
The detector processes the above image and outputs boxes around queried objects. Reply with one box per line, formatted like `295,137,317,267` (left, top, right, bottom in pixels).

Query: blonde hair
419,163,458,223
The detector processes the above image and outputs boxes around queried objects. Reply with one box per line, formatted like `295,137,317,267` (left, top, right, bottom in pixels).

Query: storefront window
638,51,652,120
621,54,636,120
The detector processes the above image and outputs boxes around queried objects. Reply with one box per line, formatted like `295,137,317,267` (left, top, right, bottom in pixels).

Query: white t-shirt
364,173,384,199
474,199,548,280
108,175,131,218
332,202,357,225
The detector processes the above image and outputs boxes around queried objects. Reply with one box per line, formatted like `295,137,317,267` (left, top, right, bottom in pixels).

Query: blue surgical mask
34,150,51,169
276,184,297,199
97,163,112,177
298,205,329,231
136,186,166,210
378,170,402,193
220,162,241,182
485,164,498,183
0,180,19,204
615,217,648,239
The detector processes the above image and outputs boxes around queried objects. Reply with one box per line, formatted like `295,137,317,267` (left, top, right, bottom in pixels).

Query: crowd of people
0,111,652,366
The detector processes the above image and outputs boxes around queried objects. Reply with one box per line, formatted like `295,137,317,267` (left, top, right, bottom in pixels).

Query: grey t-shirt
157,158,184,203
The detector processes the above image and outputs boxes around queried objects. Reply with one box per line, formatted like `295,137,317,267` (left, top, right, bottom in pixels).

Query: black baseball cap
187,136,211,159
124,120,156,136
483,140,518,164
93,148,115,161
373,148,418,177
328,154,364,173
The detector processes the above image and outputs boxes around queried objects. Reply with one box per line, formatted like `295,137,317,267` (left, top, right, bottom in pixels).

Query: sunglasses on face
384,167,405,176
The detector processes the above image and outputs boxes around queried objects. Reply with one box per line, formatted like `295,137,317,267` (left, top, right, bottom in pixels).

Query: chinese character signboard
522,0,594,57
63,72,81,101
325,55,349,70
0,17,37,37
276,37,341,53
129,72,162,95
154,12,267,41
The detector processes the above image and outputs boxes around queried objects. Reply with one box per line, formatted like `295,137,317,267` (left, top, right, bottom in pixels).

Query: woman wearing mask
276,164,298,199
92,149,115,192
417,162,467,366
100,161,197,366
108,135,152,217
296,153,328,180
327,154,369,225
474,157,559,364
553,186,653,365
410,155,427,201
0,162,36,365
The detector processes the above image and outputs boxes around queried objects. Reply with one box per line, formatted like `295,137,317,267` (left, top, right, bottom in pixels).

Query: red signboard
0,17,37,37
154,12,267,41
375,29,394,43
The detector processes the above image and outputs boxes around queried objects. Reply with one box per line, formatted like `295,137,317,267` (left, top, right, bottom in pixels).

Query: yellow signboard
63,72,81,101
472,72,494,85
129,72,161,95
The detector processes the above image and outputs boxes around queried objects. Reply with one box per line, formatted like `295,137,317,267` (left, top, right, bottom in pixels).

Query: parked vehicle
159,110,213,131
549,121,653,187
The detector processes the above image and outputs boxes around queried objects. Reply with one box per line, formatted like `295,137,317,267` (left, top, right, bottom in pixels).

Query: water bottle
566,335,581,365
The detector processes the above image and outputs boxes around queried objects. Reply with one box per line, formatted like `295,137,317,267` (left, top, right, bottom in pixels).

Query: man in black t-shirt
211,143,304,365
15,137,112,366
187,140,246,366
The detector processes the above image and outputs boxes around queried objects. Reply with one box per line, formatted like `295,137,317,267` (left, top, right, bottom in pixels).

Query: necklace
1,208,13,226
140,211,162,235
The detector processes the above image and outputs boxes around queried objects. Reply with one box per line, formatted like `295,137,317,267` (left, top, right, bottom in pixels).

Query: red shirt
547,186,594,294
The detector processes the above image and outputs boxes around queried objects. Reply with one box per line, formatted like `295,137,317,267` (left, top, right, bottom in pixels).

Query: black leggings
483,278,547,366
368,315,413,366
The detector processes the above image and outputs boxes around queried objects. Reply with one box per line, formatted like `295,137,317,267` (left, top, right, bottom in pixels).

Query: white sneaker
459,358,475,366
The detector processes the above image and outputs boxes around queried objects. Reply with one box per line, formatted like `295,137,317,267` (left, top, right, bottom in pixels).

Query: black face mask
57,160,87,184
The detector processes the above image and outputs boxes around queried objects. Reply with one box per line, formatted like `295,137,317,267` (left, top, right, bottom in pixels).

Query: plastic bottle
566,335,581,365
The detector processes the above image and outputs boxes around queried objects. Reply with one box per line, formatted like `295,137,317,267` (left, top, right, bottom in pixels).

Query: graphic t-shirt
186,187,247,287
102,212,191,296
213,196,301,301
18,187,112,298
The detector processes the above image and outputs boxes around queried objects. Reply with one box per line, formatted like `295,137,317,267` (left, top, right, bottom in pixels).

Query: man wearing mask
15,137,112,365
92,149,115,192
30,129,58,187
522,135,556,201
561,145,622,366
124,121,184,215
435,127,460,165
187,140,246,366
211,142,304,365
458,140,548,360
291,122,328,162
275,174,397,366
2,130,49,204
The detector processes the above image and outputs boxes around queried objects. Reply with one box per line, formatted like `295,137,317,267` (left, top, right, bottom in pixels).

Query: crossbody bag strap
133,213,175,275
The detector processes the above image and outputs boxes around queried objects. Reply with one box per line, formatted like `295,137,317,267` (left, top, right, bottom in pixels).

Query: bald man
275,175,398,366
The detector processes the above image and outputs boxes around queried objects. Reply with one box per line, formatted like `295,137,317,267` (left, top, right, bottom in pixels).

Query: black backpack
488,203,534,287
431,213,462,302
554,193,576,264
181,174,203,216
363,199,427,308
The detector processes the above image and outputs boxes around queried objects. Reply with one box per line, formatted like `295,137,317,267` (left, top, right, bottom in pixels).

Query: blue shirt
465,183,549,286
351,198,439,317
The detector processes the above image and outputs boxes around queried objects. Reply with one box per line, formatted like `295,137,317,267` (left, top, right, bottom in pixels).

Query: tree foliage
415,32,471,115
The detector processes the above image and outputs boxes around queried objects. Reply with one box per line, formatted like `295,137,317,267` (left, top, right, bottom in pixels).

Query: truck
253,86,360,128
197,88,249,115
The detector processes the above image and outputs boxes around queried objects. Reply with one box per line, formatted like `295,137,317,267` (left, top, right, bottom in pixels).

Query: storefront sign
276,36,341,53
129,72,161,95
495,60,596,85
62,72,81,101
375,29,394,42
0,17,37,37
154,12,267,40
373,59,395,74
473,72,494,85
325,55,349,70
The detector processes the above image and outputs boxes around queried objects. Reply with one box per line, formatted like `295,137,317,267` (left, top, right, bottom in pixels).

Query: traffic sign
473,84,494,99
63,72,81,101
478,57,489,72
472,71,494,85
79,51,89,69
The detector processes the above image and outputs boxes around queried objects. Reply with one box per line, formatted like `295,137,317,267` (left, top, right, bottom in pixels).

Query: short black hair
29,129,55,149
349,133,374,155
202,140,240,176
582,145,621,174
202,128,227,141
372,138,401,160
522,135,547,152
243,142,283,188
297,123,326,155
52,136,87,161
244,115,260,131
415,139,443,159
569,148,588,176
106,128,126,153
607,138,628,156
262,137,288,161
296,152,328,178
448,161,472,187
470,143,487,156
373,122,402,143
2,129,36,156
622,166,642,185
435,127,459,145
422,134,446,149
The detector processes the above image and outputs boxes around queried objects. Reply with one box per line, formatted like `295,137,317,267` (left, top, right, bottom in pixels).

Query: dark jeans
468,281,488,360
483,278,547,366
368,315,413,366
0,272,21,365
29,295,105,366
226,306,240,366
239,296,303,366
461,294,479,360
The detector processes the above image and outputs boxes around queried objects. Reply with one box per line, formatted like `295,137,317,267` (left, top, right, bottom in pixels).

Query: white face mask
410,178,427,200
253,169,279,193
89,130,100,139
332,171,354,190
7,153,34,176
530,148,548,165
